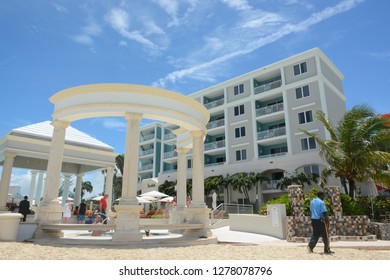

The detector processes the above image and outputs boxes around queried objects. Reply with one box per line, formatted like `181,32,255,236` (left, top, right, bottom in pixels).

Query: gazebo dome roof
11,121,113,151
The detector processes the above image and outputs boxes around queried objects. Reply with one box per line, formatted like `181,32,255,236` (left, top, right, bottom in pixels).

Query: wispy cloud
71,18,102,47
153,0,199,27
105,8,159,50
52,3,68,13
365,51,390,62
221,0,252,11
101,118,127,132
153,0,364,88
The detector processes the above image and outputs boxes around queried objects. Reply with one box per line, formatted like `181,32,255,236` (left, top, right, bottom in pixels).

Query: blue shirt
310,197,327,219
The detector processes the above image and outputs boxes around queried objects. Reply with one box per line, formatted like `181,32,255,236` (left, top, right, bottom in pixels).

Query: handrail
210,203,253,224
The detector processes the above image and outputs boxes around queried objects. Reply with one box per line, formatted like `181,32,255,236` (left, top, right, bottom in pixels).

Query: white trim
230,119,248,126
231,142,250,148
292,102,316,111
294,128,319,136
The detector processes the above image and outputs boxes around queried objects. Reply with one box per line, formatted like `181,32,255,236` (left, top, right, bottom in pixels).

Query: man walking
307,191,334,254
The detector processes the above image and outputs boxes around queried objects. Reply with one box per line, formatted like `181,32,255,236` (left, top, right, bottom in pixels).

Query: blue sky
1,0,389,197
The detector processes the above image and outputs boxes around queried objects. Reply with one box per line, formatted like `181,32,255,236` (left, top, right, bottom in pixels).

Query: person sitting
91,215,105,236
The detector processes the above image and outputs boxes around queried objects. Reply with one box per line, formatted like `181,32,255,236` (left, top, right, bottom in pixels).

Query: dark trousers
100,209,107,224
20,213,27,222
308,219,330,253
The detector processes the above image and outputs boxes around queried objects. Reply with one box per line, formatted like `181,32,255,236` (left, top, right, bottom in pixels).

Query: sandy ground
1,242,390,260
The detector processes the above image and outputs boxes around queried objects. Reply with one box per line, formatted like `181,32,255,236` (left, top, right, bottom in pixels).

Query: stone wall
287,185,375,242
368,223,390,240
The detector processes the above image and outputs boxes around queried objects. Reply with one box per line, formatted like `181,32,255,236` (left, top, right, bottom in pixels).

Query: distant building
137,48,346,205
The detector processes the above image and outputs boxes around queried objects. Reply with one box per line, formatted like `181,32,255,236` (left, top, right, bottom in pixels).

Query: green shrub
259,194,291,216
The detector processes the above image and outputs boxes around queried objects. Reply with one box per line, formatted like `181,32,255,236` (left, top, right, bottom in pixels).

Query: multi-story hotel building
138,48,346,206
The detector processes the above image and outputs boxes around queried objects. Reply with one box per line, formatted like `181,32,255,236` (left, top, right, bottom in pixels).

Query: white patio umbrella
57,196,74,201
212,191,217,210
140,190,168,198
367,179,379,219
159,196,173,202
92,196,103,201
115,197,153,204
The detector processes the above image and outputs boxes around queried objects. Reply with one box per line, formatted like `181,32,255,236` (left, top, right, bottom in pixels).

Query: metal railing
259,152,287,159
204,98,224,109
204,139,226,151
262,180,279,190
164,132,176,141
254,79,282,94
257,127,286,140
140,149,154,156
256,103,284,117
139,164,153,171
210,203,253,223
163,150,178,159
206,119,225,129
140,134,155,142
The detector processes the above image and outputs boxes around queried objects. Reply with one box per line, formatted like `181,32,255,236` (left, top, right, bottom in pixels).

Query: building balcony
204,98,224,109
140,149,154,157
204,140,226,151
163,150,178,159
259,152,287,159
206,119,225,129
262,180,280,191
205,162,225,168
140,164,153,171
254,79,282,95
140,134,155,142
257,127,286,140
256,103,284,117
164,132,176,141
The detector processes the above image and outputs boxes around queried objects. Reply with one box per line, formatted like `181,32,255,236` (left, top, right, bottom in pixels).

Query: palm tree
231,172,256,203
115,154,124,176
112,171,122,200
204,176,224,201
158,180,177,197
80,181,93,198
276,172,318,191
254,172,270,209
302,105,390,198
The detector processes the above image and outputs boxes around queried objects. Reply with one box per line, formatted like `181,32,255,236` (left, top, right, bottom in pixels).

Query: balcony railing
254,79,282,94
262,180,279,190
140,149,154,156
163,150,177,159
257,127,286,140
204,98,224,109
259,152,287,159
204,139,226,151
164,132,176,141
256,103,284,117
140,164,153,171
205,162,225,167
140,134,155,142
206,119,225,129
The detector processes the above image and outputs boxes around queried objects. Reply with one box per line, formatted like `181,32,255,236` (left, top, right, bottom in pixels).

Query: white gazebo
19,83,210,243
0,121,117,212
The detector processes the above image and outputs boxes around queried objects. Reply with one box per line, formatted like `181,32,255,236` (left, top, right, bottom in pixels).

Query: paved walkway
212,226,390,249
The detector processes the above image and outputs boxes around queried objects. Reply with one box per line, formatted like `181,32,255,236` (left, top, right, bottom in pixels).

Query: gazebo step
41,223,204,231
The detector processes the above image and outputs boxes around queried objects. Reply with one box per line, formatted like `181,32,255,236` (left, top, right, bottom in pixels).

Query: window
234,83,244,95
187,159,192,169
236,149,247,161
304,165,320,175
234,104,245,116
298,110,313,124
270,146,288,154
293,62,308,76
235,126,246,138
301,137,316,151
295,85,310,99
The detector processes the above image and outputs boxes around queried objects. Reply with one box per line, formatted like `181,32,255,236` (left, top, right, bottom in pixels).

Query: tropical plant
258,194,291,216
80,181,93,198
254,172,270,211
276,172,319,191
158,180,176,197
115,154,124,176
231,172,257,203
302,105,390,198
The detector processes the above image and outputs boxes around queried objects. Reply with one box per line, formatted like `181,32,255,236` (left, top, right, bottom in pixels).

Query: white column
120,112,142,205
41,120,69,205
112,113,143,242
34,171,44,206
35,120,69,232
28,171,38,205
0,152,16,211
176,147,189,209
105,167,114,212
191,131,206,208
73,174,83,207
61,174,71,206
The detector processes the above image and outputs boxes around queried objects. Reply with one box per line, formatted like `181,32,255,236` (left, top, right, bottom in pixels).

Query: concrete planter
0,213,23,241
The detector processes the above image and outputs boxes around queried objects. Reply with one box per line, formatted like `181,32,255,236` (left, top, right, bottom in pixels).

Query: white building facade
138,48,346,206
